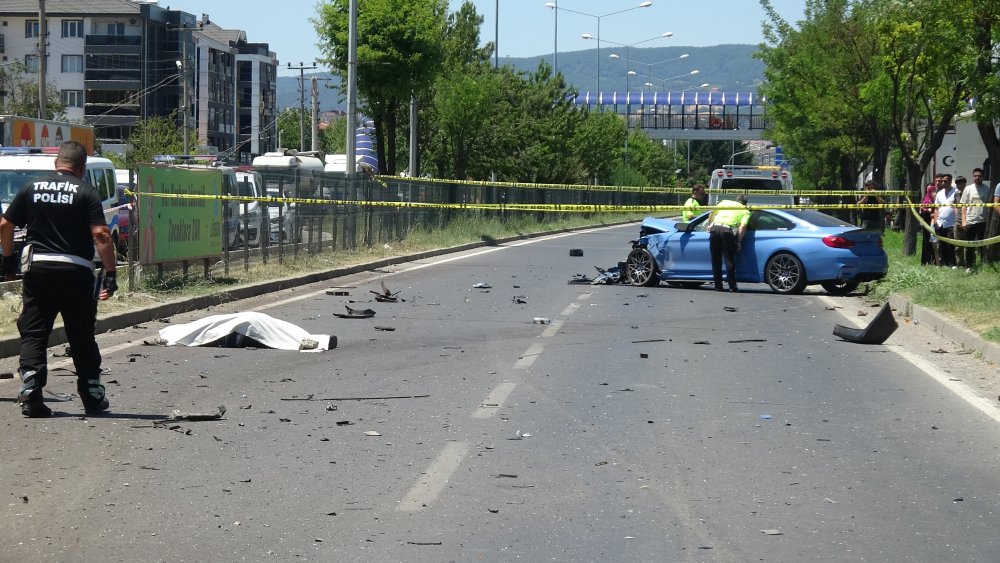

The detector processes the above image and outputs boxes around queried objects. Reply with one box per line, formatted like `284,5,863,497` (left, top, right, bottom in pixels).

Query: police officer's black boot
78,377,109,415
18,369,52,418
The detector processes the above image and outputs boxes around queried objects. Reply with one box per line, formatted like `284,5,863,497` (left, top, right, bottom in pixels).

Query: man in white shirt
931,173,957,267
959,168,991,270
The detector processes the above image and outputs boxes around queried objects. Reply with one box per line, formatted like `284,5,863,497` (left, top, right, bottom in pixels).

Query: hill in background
277,44,764,111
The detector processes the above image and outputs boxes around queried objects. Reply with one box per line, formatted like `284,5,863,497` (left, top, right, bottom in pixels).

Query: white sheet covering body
158,312,332,351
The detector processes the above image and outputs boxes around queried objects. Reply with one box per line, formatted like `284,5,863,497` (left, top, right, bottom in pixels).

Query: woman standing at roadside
920,183,936,265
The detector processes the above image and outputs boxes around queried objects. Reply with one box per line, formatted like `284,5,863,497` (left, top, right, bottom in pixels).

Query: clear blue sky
163,0,805,77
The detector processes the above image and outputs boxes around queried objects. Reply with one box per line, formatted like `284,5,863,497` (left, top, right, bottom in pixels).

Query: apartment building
0,0,277,158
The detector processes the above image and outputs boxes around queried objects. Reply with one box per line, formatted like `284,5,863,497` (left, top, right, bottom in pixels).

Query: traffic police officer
682,184,706,221
0,141,118,417
708,194,750,292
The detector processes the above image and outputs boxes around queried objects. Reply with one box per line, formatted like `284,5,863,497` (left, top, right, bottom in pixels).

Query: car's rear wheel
820,280,860,295
765,252,807,294
625,248,659,287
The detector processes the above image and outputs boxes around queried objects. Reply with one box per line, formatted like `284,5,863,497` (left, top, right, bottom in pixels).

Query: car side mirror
675,221,690,231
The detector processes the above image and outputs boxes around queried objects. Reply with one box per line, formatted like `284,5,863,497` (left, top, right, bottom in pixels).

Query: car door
739,211,796,282
658,213,713,279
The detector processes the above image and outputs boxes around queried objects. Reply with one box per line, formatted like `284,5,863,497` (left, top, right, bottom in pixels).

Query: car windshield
0,170,49,204
782,209,857,228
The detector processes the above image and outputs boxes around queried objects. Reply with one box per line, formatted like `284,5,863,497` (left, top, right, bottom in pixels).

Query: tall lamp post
546,1,652,94
631,53,689,87
604,32,673,91
174,60,188,155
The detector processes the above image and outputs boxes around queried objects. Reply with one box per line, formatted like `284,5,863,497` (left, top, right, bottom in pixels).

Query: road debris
728,339,767,343
760,529,783,535
374,326,396,331
334,305,376,319
163,405,227,422
326,289,351,296
371,280,400,302
834,302,898,345
533,317,550,324
472,282,492,289
512,296,527,304
569,248,584,256
363,430,382,436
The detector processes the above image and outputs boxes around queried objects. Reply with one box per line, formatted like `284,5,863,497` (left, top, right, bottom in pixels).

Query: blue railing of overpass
569,91,768,131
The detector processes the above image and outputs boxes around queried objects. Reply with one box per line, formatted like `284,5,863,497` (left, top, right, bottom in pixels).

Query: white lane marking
577,292,593,301
472,381,519,419
818,296,1000,424
560,302,580,316
540,320,564,338
397,441,470,512
895,347,1000,422
514,342,546,369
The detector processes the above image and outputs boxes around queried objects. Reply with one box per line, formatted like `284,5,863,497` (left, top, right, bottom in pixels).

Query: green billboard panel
137,165,223,265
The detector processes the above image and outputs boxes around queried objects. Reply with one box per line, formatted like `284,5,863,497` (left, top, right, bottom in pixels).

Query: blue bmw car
624,209,889,294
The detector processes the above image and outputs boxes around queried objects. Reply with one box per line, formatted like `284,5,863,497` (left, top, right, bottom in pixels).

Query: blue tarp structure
570,91,760,106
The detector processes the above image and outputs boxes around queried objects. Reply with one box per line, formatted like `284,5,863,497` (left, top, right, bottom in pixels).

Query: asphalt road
1,223,999,562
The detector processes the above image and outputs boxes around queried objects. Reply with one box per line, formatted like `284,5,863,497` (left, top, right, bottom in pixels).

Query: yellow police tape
903,196,1000,248
375,176,909,197
125,189,998,213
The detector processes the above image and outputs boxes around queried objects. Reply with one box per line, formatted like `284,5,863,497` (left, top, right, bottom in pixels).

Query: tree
865,0,975,254
758,0,889,191
315,0,448,175
276,108,312,152
123,113,183,168
0,62,67,120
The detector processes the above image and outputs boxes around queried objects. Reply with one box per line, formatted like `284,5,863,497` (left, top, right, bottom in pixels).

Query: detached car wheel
820,280,860,295
625,248,659,287
765,252,807,294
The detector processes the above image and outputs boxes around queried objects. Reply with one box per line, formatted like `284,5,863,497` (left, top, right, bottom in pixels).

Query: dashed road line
472,381,519,419
397,441,471,512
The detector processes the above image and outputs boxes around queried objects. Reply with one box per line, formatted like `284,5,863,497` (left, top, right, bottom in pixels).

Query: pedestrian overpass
570,91,768,141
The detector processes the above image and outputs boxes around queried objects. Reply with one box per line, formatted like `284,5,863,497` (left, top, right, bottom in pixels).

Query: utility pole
346,0,358,174
288,61,316,151
169,21,200,155
311,77,319,152
38,0,47,119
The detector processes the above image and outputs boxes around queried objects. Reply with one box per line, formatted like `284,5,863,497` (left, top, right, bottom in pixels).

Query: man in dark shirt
0,141,118,417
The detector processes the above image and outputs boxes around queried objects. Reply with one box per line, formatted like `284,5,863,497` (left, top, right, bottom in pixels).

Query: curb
888,294,1000,366
0,222,627,360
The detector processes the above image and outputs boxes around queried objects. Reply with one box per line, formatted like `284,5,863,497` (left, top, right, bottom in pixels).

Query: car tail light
822,235,855,248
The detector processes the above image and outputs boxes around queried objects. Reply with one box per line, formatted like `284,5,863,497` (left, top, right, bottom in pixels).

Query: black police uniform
3,170,109,413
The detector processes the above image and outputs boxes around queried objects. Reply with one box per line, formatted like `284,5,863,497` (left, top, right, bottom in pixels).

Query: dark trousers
963,222,987,268
934,225,956,266
920,212,935,265
710,225,738,290
17,263,102,397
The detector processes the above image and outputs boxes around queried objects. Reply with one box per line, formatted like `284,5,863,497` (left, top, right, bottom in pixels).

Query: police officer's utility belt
710,225,734,233
32,252,94,269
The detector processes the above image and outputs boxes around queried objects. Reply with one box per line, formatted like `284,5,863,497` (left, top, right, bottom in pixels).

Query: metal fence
189,171,682,271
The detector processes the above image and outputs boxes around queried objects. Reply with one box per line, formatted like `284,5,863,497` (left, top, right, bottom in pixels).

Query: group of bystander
917,168,999,272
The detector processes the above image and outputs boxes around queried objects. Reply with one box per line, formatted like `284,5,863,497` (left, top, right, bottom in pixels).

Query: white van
708,165,795,208
0,148,125,258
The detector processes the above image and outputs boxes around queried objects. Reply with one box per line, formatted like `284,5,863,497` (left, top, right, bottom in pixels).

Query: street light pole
549,1,652,94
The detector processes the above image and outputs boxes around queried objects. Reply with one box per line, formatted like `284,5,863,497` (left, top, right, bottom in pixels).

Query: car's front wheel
765,252,807,294
625,248,659,287
820,280,860,295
